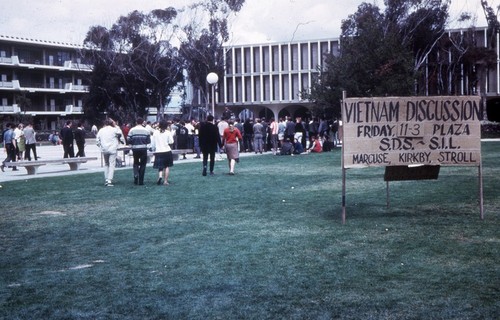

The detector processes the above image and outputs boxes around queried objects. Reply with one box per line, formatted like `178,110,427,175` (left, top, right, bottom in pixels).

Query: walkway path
0,140,248,183
2,139,496,184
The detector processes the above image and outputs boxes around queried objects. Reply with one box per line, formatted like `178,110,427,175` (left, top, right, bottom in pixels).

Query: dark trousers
63,143,74,158
24,143,38,160
244,134,253,152
202,150,216,173
76,143,85,157
132,149,148,184
2,143,17,169
193,136,200,157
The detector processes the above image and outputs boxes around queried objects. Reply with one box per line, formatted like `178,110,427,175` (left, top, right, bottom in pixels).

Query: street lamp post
206,72,219,118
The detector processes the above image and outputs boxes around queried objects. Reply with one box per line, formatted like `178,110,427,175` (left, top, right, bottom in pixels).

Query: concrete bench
4,157,98,175
171,149,192,160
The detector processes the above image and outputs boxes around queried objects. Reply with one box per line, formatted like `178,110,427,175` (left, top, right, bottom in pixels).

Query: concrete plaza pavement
0,139,237,183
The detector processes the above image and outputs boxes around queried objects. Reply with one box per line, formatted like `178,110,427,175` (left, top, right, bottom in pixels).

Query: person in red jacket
222,120,243,175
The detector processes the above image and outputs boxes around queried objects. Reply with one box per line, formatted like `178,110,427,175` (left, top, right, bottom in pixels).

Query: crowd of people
226,115,341,156
2,113,341,184
93,114,341,187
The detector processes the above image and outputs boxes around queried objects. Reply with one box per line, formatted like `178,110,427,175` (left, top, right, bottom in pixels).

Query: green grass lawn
1,143,499,319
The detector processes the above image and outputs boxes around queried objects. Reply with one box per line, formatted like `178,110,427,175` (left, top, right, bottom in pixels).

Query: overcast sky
0,0,496,46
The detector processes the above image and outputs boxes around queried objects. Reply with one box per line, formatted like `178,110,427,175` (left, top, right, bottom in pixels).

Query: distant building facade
0,35,91,131
221,38,339,121
1,26,500,131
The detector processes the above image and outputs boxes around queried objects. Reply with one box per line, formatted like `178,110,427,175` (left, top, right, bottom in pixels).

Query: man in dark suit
60,120,74,158
198,115,222,176
74,122,86,157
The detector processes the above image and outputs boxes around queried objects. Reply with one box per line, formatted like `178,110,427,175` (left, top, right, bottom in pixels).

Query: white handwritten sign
342,96,482,168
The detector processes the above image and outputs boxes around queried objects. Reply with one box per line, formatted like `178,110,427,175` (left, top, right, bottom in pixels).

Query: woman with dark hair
151,120,174,185
222,120,243,175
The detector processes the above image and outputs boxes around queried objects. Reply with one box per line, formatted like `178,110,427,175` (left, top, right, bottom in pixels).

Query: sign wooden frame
341,93,484,224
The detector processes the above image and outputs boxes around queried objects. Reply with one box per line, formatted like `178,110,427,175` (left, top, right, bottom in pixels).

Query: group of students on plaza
1,122,34,172
1,122,44,172
95,113,340,187
2,111,339,182
1,120,88,172
234,115,340,156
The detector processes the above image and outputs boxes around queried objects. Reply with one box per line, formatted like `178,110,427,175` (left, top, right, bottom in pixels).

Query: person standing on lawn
185,119,195,153
253,118,265,154
278,117,286,148
243,118,254,152
96,119,125,186
222,120,243,175
285,116,296,142
191,119,201,159
151,120,174,185
176,121,189,160
234,118,244,152
198,115,221,176
60,120,75,158
127,117,151,185
269,117,279,155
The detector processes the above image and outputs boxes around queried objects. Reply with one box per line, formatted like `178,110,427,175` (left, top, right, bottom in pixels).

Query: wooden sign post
341,94,483,223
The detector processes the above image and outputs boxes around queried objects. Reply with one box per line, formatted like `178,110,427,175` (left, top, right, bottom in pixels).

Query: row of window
225,40,338,75
223,72,317,103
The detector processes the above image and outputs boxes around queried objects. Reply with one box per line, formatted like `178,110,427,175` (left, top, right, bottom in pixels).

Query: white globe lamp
206,72,219,117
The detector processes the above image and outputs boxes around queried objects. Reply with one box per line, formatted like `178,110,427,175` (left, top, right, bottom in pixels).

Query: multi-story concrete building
0,35,91,131
218,38,339,121
208,27,500,122
1,25,500,132
184,38,338,122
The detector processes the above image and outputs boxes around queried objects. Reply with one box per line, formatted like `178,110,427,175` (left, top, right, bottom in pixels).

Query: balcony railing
65,105,83,113
0,81,14,88
0,80,88,92
1,56,92,71
0,104,84,114
0,104,21,113
0,56,13,64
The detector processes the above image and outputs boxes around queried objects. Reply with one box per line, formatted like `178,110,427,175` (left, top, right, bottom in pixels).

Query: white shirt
218,120,228,136
151,129,174,153
14,127,23,141
185,122,195,135
96,125,124,153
